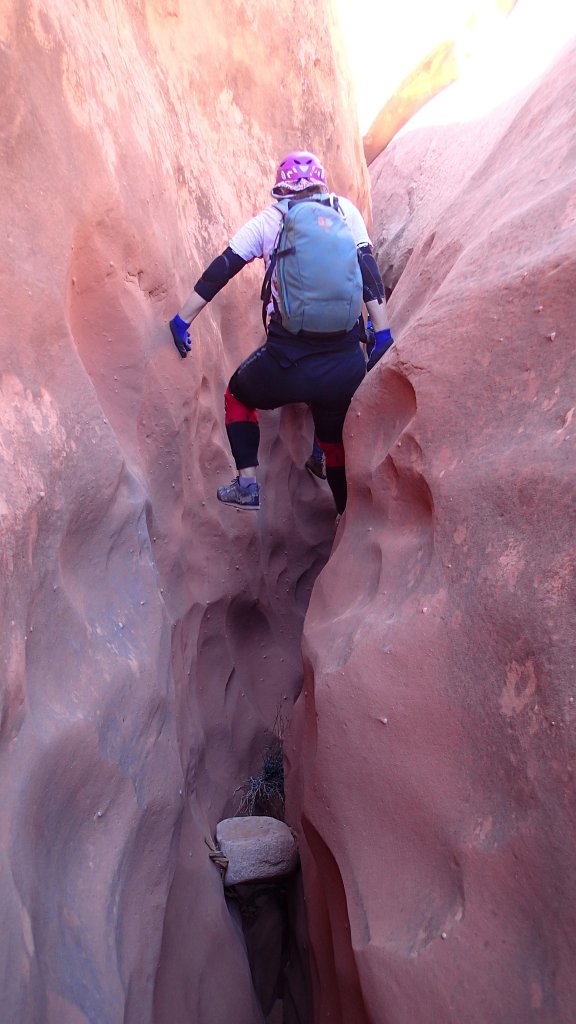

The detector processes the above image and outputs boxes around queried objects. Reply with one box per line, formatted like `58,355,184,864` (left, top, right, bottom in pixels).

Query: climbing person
169,150,393,514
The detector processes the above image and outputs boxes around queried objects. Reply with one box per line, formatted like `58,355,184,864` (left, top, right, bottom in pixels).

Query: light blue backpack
261,195,363,335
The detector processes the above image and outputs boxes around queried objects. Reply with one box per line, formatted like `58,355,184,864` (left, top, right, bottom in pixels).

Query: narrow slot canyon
2,1,576,1023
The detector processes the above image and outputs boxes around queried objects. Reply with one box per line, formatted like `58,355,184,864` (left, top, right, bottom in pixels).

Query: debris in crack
238,733,286,819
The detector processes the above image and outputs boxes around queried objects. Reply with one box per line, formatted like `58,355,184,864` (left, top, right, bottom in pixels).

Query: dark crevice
225,872,313,1024
224,723,313,1022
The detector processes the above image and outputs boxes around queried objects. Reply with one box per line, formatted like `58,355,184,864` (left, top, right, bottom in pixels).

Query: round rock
216,816,299,886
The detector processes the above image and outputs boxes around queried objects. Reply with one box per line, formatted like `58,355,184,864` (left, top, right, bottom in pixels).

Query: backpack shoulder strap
260,201,289,327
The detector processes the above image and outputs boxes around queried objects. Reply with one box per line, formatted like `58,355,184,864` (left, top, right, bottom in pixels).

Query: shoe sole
216,496,260,511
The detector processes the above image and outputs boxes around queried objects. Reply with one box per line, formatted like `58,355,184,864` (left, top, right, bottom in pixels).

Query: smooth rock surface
217,817,299,886
289,36,576,1024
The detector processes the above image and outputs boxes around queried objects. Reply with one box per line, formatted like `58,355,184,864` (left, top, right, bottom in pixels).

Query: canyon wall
0,2,367,1022
289,36,576,1024
4,1,576,1022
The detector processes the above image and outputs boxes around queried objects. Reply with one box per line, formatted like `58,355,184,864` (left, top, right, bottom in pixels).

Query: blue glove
169,314,192,358
366,328,394,371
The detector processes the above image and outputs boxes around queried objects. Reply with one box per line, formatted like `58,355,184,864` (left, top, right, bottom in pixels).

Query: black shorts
229,317,366,443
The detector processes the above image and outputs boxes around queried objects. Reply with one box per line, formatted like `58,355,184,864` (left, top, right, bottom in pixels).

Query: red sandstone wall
288,38,576,1024
0,2,367,1022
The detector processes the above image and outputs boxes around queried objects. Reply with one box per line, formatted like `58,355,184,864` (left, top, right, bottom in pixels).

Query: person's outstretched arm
169,246,247,358
357,243,394,369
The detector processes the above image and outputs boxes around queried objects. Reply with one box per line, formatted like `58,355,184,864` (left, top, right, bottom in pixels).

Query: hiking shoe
216,477,260,510
305,455,326,480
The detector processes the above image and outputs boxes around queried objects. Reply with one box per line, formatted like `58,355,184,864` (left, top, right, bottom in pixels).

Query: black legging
226,317,366,512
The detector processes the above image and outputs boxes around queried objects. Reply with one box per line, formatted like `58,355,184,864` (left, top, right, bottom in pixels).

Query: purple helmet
272,150,327,197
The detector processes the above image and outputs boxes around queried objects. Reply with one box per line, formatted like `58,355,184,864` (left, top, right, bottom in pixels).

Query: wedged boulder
217,817,299,886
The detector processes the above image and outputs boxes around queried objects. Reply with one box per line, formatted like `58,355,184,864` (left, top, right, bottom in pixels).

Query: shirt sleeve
228,211,267,262
338,196,372,248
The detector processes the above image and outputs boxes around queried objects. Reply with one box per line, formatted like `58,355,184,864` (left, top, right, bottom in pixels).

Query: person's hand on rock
169,314,192,358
